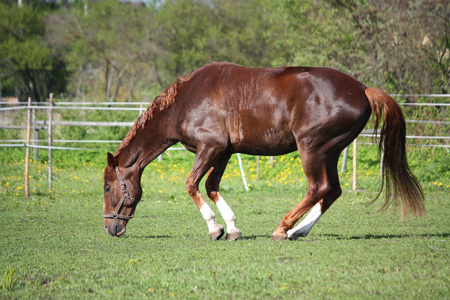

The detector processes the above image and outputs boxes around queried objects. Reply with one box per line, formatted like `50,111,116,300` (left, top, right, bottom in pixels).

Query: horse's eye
104,186,112,193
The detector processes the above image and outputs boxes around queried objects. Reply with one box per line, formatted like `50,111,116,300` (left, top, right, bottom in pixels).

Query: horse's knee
185,179,198,197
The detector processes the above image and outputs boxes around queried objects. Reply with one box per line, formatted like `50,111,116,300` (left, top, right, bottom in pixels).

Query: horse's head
103,153,142,237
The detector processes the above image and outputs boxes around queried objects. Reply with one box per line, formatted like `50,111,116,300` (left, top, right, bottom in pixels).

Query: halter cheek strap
102,166,136,220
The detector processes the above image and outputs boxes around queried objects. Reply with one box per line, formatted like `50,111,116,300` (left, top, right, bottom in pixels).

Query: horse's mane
115,71,195,156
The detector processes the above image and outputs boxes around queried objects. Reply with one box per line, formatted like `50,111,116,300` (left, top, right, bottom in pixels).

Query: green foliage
47,0,161,101
0,2,66,101
1,267,16,291
0,0,439,101
272,0,364,73
156,0,282,73
412,151,450,183
348,0,449,93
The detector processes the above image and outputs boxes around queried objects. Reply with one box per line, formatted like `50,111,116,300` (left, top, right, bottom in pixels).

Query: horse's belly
227,108,297,155
231,129,297,156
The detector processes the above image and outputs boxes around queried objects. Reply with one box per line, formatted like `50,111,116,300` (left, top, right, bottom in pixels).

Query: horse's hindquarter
289,68,371,153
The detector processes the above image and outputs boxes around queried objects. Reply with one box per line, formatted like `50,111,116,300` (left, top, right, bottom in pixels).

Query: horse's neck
117,116,175,170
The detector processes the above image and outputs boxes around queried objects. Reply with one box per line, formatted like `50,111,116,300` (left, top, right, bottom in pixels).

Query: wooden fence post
48,93,53,191
25,97,31,197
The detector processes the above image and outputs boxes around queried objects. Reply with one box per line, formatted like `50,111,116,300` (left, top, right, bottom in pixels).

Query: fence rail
1,95,448,195
1,100,448,150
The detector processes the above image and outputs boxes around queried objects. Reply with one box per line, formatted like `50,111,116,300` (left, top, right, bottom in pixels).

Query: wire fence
1,94,449,194
1,96,448,150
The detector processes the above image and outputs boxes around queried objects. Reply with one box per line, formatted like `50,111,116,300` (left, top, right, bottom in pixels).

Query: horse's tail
364,87,425,219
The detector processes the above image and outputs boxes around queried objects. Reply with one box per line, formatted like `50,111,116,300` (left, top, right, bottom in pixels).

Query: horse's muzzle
104,219,126,237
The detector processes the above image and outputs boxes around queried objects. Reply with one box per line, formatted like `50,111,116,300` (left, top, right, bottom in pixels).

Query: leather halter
102,166,136,220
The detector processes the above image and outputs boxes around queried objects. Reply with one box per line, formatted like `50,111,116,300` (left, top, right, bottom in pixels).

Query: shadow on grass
122,233,449,241
126,234,271,240
239,235,271,240
321,233,449,240
127,235,171,239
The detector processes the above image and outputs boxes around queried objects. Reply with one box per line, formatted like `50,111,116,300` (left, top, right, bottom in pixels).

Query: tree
155,0,284,81
271,0,365,74
336,0,449,94
40,0,449,100
47,0,162,101
0,2,66,102
270,0,448,94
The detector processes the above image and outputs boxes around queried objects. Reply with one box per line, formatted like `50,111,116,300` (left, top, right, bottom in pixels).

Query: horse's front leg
186,181,224,240
205,153,241,241
186,145,225,240
214,195,241,240
197,194,225,240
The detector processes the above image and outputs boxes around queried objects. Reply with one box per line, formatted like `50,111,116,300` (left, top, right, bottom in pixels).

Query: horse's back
192,62,369,114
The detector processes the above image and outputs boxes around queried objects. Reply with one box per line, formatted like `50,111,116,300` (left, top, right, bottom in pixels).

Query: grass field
1,150,449,299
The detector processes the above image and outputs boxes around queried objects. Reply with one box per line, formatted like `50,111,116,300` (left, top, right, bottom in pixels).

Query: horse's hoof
226,229,242,241
271,232,288,241
288,234,298,241
287,232,306,241
210,226,225,241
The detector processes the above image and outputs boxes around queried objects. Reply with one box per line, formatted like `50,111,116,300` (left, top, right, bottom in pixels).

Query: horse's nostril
104,225,112,236
115,224,126,237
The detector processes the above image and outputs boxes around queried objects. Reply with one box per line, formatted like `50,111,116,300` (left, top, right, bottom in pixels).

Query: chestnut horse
103,62,424,240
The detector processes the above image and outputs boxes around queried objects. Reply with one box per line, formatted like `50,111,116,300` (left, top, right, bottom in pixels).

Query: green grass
0,154,449,299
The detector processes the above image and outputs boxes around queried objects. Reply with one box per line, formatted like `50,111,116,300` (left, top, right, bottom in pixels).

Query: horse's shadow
321,232,450,240
127,234,270,240
125,233,449,240
236,235,270,240
127,235,171,239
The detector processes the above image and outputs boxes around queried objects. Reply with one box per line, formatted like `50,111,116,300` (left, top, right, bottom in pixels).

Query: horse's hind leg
287,154,342,240
272,151,341,241
206,153,242,241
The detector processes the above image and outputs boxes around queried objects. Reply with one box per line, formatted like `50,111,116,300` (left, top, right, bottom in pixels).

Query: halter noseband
102,166,136,220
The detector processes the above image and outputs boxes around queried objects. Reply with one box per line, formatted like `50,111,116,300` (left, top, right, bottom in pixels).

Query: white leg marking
287,203,323,240
199,203,221,233
216,196,238,234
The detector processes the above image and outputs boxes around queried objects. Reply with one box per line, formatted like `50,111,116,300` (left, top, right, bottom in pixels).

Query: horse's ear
107,152,117,169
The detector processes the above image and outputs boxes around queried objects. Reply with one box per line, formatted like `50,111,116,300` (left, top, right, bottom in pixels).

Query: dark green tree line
0,1,66,102
0,0,448,102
